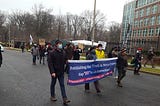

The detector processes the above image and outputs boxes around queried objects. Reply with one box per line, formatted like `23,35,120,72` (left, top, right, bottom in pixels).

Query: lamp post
92,0,96,46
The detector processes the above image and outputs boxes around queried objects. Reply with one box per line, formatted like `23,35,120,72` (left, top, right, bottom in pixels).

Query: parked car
0,44,4,52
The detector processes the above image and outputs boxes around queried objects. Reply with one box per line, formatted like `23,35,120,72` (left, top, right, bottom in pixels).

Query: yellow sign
39,39,45,45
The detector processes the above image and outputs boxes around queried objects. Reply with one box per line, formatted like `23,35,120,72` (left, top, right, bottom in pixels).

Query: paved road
0,50,160,106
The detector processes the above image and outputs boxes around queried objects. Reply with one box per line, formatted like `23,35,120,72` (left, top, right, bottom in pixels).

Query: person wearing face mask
47,40,70,104
95,44,105,59
94,44,105,93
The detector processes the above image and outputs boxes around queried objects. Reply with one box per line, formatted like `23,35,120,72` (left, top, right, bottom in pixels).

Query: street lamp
92,0,96,46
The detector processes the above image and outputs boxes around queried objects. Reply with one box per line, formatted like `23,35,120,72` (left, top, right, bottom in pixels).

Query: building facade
121,0,160,54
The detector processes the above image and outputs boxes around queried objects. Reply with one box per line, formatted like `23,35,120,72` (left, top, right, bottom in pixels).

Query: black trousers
85,80,100,92
117,69,126,83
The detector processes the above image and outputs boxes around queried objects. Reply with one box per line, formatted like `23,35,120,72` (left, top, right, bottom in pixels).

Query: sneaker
50,97,57,101
117,83,123,87
63,98,71,104
85,89,90,93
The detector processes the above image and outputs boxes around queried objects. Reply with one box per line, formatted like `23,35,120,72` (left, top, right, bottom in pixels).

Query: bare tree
107,21,121,43
32,4,53,38
80,10,106,41
0,11,7,42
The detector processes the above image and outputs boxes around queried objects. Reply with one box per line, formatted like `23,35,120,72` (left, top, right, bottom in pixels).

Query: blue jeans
32,55,36,63
50,74,67,98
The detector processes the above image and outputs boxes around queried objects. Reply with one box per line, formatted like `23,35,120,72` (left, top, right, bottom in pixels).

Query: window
152,5,158,14
151,16,156,25
140,19,143,27
135,11,139,18
146,7,150,16
157,15,160,25
156,27,160,36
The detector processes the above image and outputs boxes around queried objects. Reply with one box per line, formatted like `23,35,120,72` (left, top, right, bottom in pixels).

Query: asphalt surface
0,50,160,106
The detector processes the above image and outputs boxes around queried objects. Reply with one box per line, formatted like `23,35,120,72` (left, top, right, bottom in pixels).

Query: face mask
58,44,63,49
99,47,102,50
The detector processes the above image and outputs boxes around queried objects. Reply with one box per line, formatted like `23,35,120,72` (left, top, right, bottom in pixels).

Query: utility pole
8,23,10,47
92,0,96,46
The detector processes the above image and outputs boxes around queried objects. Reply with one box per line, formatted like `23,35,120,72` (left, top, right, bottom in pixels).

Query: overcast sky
0,0,130,24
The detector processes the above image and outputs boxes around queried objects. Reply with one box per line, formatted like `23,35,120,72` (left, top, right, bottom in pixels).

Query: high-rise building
121,0,160,53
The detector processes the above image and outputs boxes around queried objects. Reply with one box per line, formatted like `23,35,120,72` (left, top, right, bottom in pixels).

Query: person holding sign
85,46,100,93
94,44,105,93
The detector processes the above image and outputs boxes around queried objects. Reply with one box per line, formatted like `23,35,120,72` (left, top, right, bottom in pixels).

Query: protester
31,44,39,65
144,47,155,68
85,46,101,93
134,49,142,75
48,40,70,104
93,44,105,93
116,48,128,87
73,46,82,60
0,46,2,67
39,45,46,65
95,44,105,59
64,43,74,73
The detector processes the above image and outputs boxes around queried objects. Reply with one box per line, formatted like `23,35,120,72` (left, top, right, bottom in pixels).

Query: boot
63,98,71,104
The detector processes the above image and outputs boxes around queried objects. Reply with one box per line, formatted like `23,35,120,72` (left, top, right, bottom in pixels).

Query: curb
127,67,160,76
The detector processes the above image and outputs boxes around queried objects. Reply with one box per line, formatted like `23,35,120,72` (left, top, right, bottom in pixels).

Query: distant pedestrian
48,40,70,104
134,49,142,75
31,44,39,65
39,45,46,64
21,44,25,53
144,47,155,68
85,46,100,93
0,46,2,67
116,49,128,87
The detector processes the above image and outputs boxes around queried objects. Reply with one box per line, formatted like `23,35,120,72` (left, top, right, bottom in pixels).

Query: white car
0,44,4,52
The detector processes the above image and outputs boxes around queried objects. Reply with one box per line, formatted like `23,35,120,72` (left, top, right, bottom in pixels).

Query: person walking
116,49,128,87
31,44,39,65
0,46,2,67
64,43,74,73
92,44,105,93
84,46,101,93
21,44,25,53
134,49,142,75
48,40,70,104
73,46,82,60
144,47,155,68
39,45,46,64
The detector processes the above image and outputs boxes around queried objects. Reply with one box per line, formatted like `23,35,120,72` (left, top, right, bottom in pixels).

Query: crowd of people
21,41,157,105
0,40,156,105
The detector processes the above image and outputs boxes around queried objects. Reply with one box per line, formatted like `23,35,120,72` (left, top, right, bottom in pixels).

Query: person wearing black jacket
134,50,142,75
116,49,128,87
48,40,70,104
0,46,2,67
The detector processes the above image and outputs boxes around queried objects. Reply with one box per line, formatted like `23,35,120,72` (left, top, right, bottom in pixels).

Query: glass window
135,11,139,18
156,27,160,36
152,5,158,14
151,16,156,25
158,15,160,25
146,7,150,16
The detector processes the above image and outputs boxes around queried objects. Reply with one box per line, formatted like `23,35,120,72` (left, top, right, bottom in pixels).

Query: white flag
30,34,33,45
